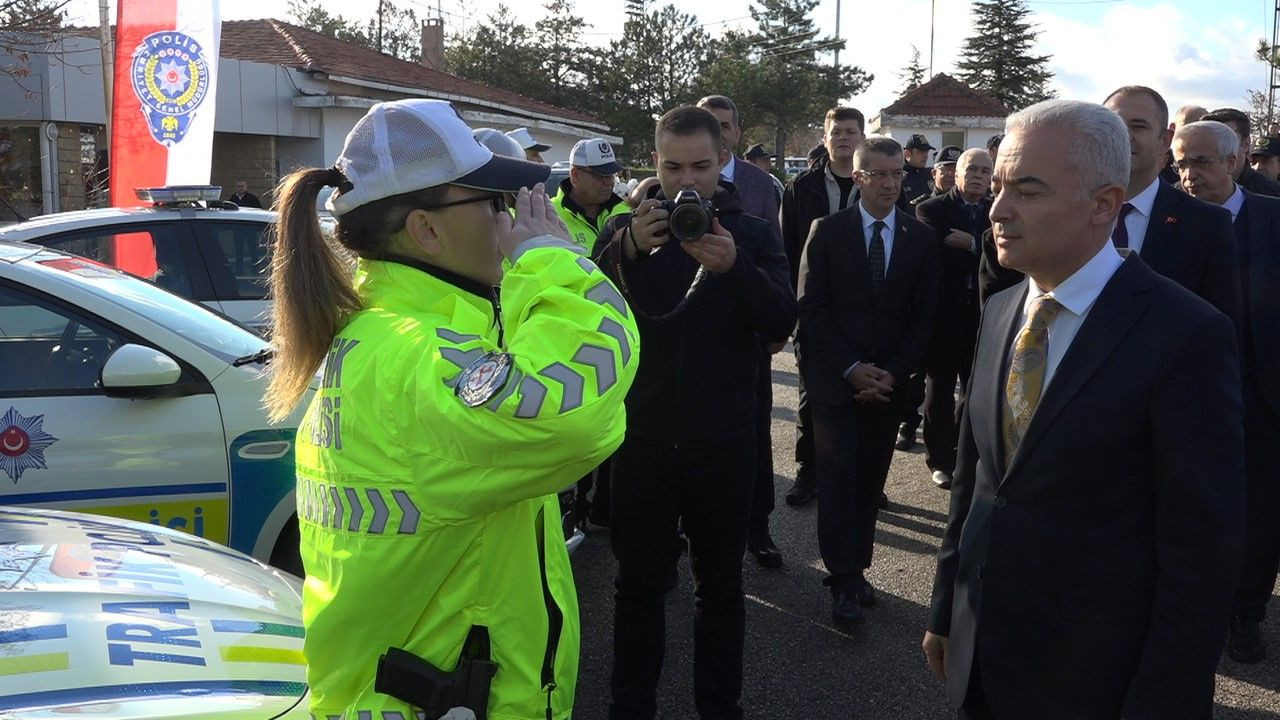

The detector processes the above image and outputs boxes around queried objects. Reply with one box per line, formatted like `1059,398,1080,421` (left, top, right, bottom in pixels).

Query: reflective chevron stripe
586,280,628,317
296,477,423,535
436,328,480,344
515,375,548,418
440,346,486,371
540,362,585,413
573,344,617,393
576,256,597,274
597,316,632,363
486,366,524,411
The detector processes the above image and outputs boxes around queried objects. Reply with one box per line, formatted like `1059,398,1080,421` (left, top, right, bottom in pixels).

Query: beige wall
211,133,278,207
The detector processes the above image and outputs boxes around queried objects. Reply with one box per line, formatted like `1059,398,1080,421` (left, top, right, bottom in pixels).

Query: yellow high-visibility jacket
295,236,638,720
551,179,629,255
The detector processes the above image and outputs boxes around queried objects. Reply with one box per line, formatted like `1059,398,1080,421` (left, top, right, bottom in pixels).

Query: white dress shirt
858,201,896,266
1013,241,1125,389
1112,176,1160,253
720,154,737,184
1222,183,1245,221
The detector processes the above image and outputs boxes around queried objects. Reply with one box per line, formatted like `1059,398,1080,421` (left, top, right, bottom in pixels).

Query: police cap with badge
905,134,936,152
934,145,963,166
1250,135,1280,159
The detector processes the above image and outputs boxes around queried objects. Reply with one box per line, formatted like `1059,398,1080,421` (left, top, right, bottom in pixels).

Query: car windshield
36,256,267,364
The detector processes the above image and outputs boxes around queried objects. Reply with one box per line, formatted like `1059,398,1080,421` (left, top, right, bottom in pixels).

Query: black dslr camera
661,188,716,243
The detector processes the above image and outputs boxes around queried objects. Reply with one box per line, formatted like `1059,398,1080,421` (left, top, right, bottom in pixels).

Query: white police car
0,187,277,334
0,239,308,574
0,506,307,718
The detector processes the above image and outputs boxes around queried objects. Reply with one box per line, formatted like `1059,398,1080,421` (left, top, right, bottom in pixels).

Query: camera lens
669,205,708,242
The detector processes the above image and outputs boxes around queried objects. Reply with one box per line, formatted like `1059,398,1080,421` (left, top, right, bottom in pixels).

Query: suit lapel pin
1165,215,1177,224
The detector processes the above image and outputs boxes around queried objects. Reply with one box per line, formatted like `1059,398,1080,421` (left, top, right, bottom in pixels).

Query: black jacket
796,205,939,405
781,160,854,290
900,163,932,210
1239,165,1280,198
915,188,990,306
595,187,797,446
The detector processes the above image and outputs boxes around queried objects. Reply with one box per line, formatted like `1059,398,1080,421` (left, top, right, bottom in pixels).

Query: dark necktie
967,203,982,237
868,220,886,297
1112,202,1136,248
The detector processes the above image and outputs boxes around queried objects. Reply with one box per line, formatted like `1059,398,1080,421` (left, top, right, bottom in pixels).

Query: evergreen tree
956,0,1053,110
445,5,548,101
534,0,591,108
289,0,419,61
697,0,872,165
898,45,926,94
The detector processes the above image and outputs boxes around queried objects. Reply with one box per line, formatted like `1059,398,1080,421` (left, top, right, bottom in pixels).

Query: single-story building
0,19,617,219
869,73,1008,160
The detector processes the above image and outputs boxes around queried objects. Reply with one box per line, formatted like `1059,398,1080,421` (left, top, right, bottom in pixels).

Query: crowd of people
262,79,1277,720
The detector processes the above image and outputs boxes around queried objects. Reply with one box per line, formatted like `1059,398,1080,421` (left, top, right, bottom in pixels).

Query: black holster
375,625,497,720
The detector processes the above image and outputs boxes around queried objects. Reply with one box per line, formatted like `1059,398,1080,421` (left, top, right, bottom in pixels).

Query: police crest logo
1256,136,1269,149
0,406,58,482
598,142,612,157
129,31,211,147
456,352,514,407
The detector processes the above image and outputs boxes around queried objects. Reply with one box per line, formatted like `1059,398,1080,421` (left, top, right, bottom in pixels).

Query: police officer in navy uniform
901,134,935,210
1249,135,1280,181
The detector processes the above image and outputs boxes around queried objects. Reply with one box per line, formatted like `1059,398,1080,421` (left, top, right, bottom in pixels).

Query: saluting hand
497,183,572,259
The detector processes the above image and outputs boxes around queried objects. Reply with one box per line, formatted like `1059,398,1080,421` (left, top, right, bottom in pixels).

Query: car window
34,224,205,300
197,221,271,301
0,281,124,395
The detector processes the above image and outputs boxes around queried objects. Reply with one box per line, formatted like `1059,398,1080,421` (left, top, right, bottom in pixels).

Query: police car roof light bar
135,185,223,204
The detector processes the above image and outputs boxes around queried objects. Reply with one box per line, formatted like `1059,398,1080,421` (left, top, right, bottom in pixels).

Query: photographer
594,105,795,719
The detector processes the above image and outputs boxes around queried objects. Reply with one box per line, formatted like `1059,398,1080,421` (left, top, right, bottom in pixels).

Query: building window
941,131,966,150
0,125,42,222
81,127,108,208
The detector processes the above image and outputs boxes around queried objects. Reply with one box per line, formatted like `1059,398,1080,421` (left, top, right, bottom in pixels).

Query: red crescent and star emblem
0,407,58,482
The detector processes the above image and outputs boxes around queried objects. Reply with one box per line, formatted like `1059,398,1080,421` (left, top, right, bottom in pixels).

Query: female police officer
264,99,638,720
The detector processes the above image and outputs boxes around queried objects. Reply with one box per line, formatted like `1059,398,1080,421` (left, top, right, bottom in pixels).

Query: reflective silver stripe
357,712,373,720
586,280,629,317
345,487,363,531
319,483,331,528
573,344,618,394
329,486,344,529
440,346,485,371
576,256,597,274
515,375,548,418
486,367,524,411
391,490,420,534
380,714,404,720
540,362,585,413
597,316,632,363
436,328,480,344
366,488,389,534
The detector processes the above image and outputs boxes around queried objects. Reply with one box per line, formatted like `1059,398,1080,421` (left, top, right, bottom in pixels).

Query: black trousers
609,436,756,720
899,372,927,434
812,400,898,579
924,303,979,475
958,648,994,720
793,343,816,488
1236,390,1280,623
749,345,775,540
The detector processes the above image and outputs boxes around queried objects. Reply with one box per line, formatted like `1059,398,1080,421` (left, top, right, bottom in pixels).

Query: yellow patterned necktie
1003,294,1066,466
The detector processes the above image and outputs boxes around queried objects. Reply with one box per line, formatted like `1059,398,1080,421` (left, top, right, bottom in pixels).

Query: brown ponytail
264,167,360,422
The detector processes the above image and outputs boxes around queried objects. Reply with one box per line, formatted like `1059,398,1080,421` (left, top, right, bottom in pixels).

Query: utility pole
829,0,839,68
98,0,112,141
929,0,935,77
1270,0,1280,130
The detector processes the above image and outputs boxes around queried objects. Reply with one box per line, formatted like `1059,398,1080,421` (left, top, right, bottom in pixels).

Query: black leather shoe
747,535,784,568
895,429,916,451
854,575,877,608
785,479,817,506
1227,614,1266,663
832,586,866,629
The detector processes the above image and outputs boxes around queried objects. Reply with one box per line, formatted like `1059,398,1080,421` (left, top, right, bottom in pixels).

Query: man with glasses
796,136,938,629
552,138,631,254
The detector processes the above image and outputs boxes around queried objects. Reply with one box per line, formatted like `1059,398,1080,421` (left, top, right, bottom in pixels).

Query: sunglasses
422,192,505,214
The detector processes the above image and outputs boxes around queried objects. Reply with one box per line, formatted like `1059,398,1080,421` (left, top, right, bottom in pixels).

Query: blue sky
69,0,1277,123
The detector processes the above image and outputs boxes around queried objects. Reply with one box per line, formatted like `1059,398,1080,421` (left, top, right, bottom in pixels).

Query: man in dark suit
228,180,261,208
1172,118,1280,665
1203,107,1280,198
925,100,1245,719
915,148,993,489
699,94,788,568
1103,86,1241,324
797,136,938,628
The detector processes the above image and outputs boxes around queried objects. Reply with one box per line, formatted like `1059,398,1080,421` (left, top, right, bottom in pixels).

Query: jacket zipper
534,507,562,720
490,286,505,346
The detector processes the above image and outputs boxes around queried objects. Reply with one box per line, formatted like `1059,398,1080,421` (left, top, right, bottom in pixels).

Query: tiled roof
880,73,1008,118
219,19,601,126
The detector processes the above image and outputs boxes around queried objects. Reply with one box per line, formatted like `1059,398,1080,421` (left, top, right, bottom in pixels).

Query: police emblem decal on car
456,352,513,407
0,407,58,482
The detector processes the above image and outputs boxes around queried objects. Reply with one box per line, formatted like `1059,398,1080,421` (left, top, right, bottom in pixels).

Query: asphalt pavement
570,348,1280,719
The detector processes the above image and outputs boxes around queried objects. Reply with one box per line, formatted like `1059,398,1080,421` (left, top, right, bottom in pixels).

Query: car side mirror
100,344,182,397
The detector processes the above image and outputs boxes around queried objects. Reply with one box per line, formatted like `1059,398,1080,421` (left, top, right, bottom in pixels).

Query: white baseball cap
326,99,550,218
506,127,551,153
570,138,623,174
473,127,526,159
